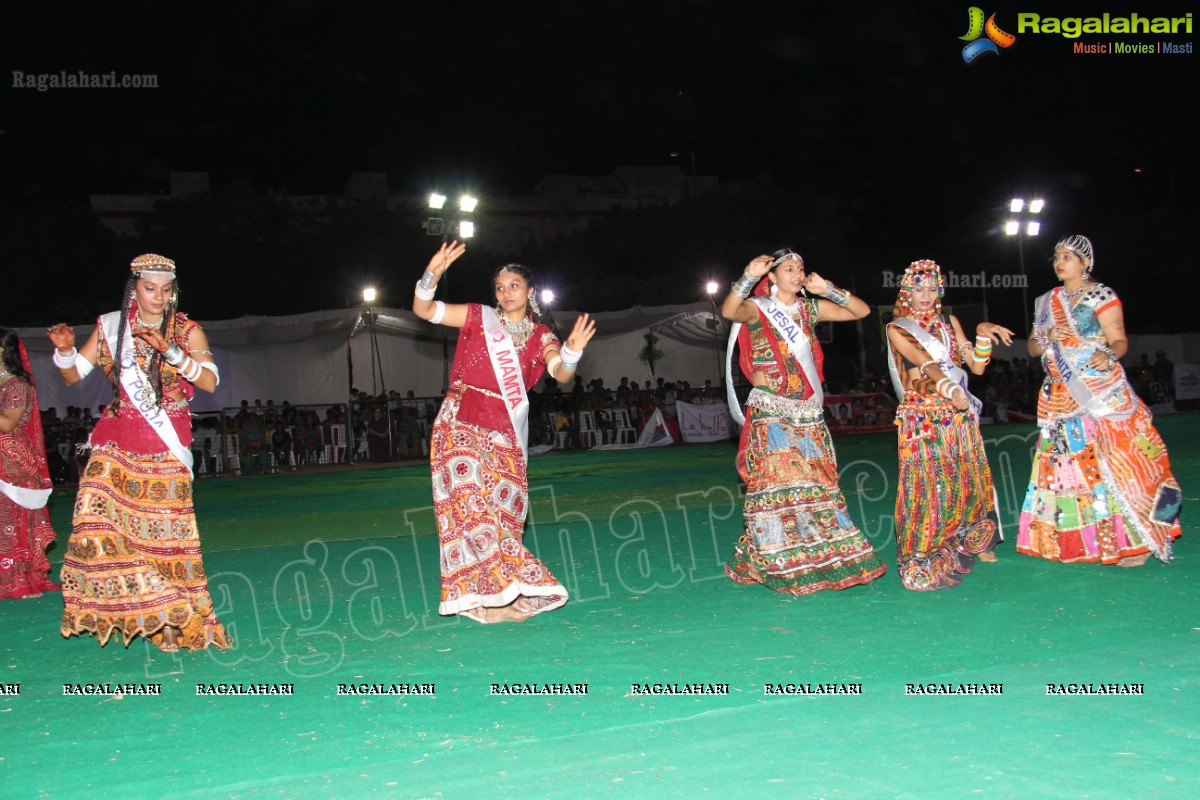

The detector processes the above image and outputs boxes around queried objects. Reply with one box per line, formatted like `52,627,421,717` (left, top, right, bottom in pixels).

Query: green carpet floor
2,418,1197,799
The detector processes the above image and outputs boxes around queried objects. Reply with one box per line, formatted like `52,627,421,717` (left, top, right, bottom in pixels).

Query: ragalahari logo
960,7,1017,62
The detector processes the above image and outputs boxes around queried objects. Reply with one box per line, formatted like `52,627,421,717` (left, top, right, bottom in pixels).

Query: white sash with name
726,296,823,425
480,307,531,460
0,478,51,510
886,317,982,417
100,311,195,476
1034,291,1132,422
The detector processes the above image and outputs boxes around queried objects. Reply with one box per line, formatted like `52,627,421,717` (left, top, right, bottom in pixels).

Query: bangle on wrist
560,343,583,368
731,273,757,298
418,270,439,291
53,347,78,369
415,281,436,301
820,282,850,308
163,344,185,366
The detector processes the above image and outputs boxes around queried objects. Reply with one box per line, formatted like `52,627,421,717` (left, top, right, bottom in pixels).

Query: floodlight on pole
459,195,478,213
706,281,719,296
541,289,555,305
1003,195,1046,334
428,193,446,210
362,287,377,304
459,220,475,239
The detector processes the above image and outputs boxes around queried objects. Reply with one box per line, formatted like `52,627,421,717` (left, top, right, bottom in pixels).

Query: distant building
89,167,717,256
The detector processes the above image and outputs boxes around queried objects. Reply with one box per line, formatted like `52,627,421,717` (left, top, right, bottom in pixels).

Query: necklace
498,311,534,348
772,296,801,316
137,310,162,328
1062,281,1089,302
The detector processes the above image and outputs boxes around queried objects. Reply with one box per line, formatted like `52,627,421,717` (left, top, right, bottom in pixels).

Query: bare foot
158,626,182,653
978,551,998,563
1118,553,1151,568
483,605,532,623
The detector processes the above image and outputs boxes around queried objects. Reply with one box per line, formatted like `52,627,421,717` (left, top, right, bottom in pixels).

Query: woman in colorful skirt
413,242,596,622
885,260,1013,590
722,249,887,595
0,328,60,599
1018,235,1182,566
48,254,231,652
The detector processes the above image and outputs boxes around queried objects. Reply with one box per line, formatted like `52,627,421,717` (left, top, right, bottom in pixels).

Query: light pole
362,287,384,397
705,281,723,388
425,192,478,391
1005,197,1044,334
424,192,478,243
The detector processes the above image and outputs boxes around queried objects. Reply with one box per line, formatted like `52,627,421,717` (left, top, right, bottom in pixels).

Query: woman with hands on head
721,248,887,597
413,241,596,623
47,254,230,652
885,260,1013,591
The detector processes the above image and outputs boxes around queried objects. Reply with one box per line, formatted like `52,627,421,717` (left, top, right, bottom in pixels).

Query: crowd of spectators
34,351,1182,484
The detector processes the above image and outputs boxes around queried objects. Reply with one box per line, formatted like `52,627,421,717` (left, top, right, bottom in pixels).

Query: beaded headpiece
894,259,944,319
771,249,803,268
130,253,176,280
1054,235,1094,269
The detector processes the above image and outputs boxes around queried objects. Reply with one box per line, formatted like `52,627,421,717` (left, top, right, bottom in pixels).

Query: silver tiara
771,250,803,268
1055,235,1094,267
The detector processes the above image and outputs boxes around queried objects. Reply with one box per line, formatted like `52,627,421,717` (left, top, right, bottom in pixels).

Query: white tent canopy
20,303,732,414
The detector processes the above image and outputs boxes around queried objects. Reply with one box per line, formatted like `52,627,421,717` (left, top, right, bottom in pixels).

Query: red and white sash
480,307,530,459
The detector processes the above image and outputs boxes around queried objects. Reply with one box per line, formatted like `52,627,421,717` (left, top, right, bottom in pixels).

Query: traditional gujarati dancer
1018,235,1182,566
412,242,596,622
722,248,887,595
0,327,60,600
885,260,1013,590
48,254,231,651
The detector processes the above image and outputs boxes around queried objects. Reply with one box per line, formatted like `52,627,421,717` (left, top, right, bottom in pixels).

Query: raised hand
47,323,76,352
802,272,829,295
565,313,596,352
976,322,1015,347
426,241,467,278
744,255,773,278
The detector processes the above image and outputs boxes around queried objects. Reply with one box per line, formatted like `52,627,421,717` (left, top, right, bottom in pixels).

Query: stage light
1010,198,1025,213
459,195,478,213
1026,221,1040,236
541,289,555,305
1029,199,1045,214
428,193,446,210
459,220,475,239
706,281,719,295
362,287,377,304
1004,220,1020,236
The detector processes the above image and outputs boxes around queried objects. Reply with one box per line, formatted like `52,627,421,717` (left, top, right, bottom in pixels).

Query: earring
529,296,541,316
769,284,778,297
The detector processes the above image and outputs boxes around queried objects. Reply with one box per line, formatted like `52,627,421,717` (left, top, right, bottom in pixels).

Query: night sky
2,1,1197,326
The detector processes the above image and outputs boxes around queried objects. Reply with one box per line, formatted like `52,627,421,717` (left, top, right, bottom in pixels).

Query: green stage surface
2,418,1197,799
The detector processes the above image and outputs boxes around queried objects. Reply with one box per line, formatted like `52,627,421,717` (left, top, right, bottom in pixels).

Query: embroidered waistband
746,388,825,424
